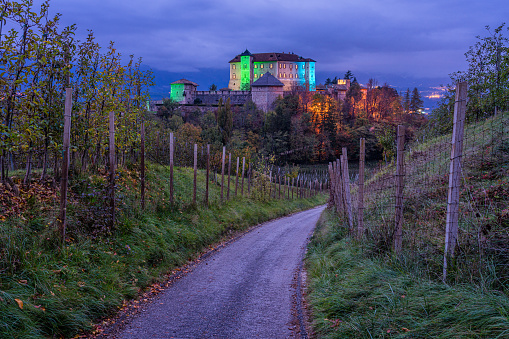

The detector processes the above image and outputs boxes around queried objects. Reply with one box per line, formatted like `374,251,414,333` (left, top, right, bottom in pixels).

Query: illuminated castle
228,50,316,91
168,50,317,112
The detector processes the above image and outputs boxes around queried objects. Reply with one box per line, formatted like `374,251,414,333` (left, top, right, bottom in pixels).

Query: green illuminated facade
170,79,198,104
228,50,316,91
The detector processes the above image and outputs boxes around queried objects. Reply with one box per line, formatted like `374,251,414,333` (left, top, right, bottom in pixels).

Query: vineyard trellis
329,81,509,283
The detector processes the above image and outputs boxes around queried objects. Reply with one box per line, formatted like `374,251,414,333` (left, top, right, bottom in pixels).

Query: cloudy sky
33,0,508,106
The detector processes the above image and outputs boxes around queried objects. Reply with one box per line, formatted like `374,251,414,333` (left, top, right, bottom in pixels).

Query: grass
306,209,509,338
0,163,327,338
307,112,509,338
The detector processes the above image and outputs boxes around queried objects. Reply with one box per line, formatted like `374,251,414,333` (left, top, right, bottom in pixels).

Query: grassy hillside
0,164,326,339
306,113,509,338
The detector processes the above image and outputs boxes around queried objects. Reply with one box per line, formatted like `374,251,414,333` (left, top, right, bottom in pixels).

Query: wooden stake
58,88,72,242
141,121,145,210
235,157,240,196
109,109,115,230
241,157,245,195
394,125,406,253
443,82,467,281
193,143,197,206
357,138,365,238
341,149,354,233
169,132,174,205
227,153,231,200
205,144,210,205
221,146,225,201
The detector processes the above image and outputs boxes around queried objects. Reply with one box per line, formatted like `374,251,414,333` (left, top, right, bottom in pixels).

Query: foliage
0,163,327,338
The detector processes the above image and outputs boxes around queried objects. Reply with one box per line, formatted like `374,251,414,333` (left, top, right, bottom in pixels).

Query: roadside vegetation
0,164,326,338
306,24,509,338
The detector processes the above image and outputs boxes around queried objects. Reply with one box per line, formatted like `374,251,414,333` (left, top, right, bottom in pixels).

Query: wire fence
330,88,509,283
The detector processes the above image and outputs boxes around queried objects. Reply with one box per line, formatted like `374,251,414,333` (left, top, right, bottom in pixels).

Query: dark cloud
31,0,508,88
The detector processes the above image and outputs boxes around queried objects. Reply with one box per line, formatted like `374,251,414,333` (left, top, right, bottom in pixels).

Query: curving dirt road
114,205,325,339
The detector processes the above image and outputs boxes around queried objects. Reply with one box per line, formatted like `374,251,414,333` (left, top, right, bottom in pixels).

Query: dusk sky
35,0,508,108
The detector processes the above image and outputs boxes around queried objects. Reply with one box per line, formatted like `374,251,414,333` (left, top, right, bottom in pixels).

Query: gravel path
114,205,325,339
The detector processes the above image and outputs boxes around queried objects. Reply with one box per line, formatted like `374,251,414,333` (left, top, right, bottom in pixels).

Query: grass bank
306,208,509,338
0,163,326,338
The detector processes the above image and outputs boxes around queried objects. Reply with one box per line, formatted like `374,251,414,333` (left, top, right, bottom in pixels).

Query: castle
168,50,317,112
228,50,316,91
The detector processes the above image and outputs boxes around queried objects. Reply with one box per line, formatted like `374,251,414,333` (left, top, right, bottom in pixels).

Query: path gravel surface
114,205,325,339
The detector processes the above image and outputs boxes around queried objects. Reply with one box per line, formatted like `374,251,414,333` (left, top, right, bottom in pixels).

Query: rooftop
251,72,284,87
229,51,315,63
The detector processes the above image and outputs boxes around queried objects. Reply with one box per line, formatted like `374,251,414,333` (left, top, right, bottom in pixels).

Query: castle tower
239,49,253,91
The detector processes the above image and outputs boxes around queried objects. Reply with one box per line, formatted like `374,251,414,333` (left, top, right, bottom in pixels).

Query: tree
217,98,233,145
409,87,423,113
403,88,410,113
209,84,217,91
344,70,354,80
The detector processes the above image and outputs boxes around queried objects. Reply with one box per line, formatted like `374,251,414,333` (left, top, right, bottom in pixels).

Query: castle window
302,65,305,69
261,64,264,69
290,65,293,70
254,74,258,78
290,74,293,78
295,74,298,78
254,64,258,68
232,64,236,69
279,63,282,69
233,74,236,79
283,64,286,69
270,64,273,69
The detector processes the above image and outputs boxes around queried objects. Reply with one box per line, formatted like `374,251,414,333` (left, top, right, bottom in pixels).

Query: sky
32,0,509,109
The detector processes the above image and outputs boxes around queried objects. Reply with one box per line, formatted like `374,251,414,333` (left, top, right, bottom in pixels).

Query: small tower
239,49,253,91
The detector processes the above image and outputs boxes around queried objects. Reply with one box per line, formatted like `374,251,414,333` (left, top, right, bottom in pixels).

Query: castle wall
194,90,250,105
251,86,284,112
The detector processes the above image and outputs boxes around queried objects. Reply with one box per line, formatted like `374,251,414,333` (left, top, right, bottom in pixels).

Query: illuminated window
302,65,305,69
295,74,298,78
261,64,264,69
254,64,258,68
270,64,273,69
233,74,236,79
290,74,293,78
283,64,286,69
279,63,282,69
284,73,286,78
232,64,236,69
254,74,258,78
279,73,282,77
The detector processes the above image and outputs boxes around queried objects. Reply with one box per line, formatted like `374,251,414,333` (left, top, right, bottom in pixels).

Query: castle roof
171,79,198,86
251,72,284,87
229,51,315,63
239,49,253,57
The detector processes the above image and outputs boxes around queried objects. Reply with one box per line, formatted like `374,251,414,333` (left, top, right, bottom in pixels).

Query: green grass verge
306,208,509,338
0,163,326,339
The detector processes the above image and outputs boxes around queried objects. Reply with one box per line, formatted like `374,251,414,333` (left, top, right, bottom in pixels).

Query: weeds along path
112,205,325,338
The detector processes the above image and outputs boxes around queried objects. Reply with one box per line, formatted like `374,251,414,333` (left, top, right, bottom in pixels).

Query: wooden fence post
443,82,468,281
109,109,116,230
169,132,174,205
140,121,145,210
205,144,210,205
357,138,365,238
193,143,197,206
241,157,246,195
394,125,406,253
227,152,231,200
221,146,225,201
341,148,354,232
58,88,72,242
235,157,240,196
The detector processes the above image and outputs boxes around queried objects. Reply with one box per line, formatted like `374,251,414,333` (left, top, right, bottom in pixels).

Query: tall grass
307,209,509,338
0,163,326,338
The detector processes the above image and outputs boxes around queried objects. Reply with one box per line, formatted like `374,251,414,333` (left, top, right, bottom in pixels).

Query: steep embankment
306,114,509,338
